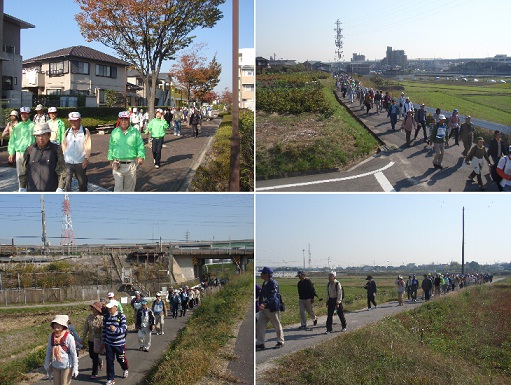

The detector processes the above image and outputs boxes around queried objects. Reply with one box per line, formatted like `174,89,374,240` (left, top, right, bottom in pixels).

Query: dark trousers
414,120,427,140
389,114,397,130
449,127,459,144
469,170,483,186
65,163,88,191
181,299,188,316
367,293,377,308
88,341,102,376
151,137,164,166
105,343,128,381
326,298,346,331
424,289,431,301
192,124,199,137
411,287,418,300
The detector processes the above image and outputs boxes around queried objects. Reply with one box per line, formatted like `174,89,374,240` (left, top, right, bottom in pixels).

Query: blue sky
256,0,509,62
256,194,509,268
4,0,254,93
0,194,254,245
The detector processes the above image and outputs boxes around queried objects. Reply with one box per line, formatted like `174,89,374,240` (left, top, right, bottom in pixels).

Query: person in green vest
145,108,169,169
8,107,35,190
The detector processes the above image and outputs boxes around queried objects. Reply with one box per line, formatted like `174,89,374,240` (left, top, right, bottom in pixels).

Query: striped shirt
102,311,127,346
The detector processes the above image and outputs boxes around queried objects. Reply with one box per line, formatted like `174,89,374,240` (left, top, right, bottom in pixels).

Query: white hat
118,111,130,119
33,123,51,136
329,271,336,277
156,292,162,296
107,292,115,298
132,107,137,113
438,114,446,120
48,107,57,113
68,112,81,120
106,299,119,308
156,108,163,114
35,104,44,111
9,110,18,117
51,314,69,327
134,290,140,295
20,107,30,114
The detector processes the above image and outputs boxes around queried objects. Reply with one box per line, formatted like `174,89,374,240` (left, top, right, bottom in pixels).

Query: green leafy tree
75,0,225,119
104,89,117,107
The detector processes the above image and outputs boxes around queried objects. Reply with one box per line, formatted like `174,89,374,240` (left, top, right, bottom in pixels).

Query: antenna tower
308,243,311,268
41,195,48,249
334,19,344,61
61,194,75,246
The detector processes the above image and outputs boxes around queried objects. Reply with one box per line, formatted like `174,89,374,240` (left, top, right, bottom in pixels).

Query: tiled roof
23,45,129,66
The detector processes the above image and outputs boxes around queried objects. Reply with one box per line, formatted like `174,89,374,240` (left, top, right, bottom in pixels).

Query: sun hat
366,275,373,280
106,300,119,308
9,110,18,117
35,104,43,111
33,123,51,136
477,137,484,142
134,291,140,295
68,112,81,120
329,271,336,277
90,302,103,313
51,314,69,328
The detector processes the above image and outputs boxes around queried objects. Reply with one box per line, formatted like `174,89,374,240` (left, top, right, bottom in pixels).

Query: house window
242,84,254,92
3,44,15,54
2,76,13,90
96,65,117,78
98,89,105,104
71,61,90,75
46,89,62,95
243,69,254,77
49,61,69,76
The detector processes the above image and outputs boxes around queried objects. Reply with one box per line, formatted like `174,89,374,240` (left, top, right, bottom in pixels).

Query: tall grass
261,280,511,385
142,271,253,385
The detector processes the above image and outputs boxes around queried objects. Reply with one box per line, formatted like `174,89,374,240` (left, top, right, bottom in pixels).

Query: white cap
33,123,51,136
107,292,115,298
118,111,130,119
329,271,336,277
51,314,69,327
132,107,137,113
20,107,30,114
106,299,119,308
438,114,446,120
48,107,57,113
68,112,81,120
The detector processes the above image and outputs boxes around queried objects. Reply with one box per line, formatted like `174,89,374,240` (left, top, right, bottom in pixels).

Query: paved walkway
0,116,222,192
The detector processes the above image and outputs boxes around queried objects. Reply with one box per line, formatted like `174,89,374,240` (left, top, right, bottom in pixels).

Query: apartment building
239,48,254,111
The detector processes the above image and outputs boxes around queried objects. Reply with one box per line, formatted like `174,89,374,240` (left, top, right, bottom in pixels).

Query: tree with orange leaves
75,0,225,119
169,43,221,107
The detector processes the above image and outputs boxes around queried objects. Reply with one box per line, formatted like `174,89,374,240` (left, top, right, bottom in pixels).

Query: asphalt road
227,303,255,384
0,116,222,192
256,94,506,192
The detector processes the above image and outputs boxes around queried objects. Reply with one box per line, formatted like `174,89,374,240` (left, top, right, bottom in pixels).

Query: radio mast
334,19,344,62
61,194,75,246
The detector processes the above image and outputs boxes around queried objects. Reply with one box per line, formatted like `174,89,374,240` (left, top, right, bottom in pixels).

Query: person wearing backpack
364,275,377,310
256,267,284,350
61,112,91,191
135,299,155,352
496,146,511,191
325,271,347,333
44,314,79,385
152,292,167,335
102,300,129,385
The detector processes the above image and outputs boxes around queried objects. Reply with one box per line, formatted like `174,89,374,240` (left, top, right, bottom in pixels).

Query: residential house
239,48,254,111
22,45,129,107
1,0,35,109
126,69,188,108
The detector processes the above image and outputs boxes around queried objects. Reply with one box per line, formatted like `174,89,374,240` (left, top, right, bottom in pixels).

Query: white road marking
257,162,395,191
374,171,396,192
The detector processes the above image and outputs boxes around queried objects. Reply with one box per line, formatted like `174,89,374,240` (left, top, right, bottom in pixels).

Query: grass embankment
256,72,379,180
190,109,254,191
262,279,511,385
142,271,253,385
275,275,398,326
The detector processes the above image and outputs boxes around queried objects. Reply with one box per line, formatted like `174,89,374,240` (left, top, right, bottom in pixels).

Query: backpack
65,126,89,138
51,331,70,353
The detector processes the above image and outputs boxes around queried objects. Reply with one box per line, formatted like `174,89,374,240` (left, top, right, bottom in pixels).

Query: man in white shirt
61,112,91,191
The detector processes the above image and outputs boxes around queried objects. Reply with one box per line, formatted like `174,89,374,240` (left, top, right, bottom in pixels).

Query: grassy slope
256,78,379,179
263,279,511,385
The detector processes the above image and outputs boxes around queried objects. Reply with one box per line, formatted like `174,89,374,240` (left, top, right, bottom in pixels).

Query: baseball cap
20,107,30,114
68,112,81,120
48,107,57,113
107,292,115,298
118,111,130,119
259,267,273,275
438,114,446,120
296,270,305,277
106,300,119,308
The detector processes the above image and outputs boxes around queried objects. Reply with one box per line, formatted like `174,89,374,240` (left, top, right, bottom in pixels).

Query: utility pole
41,195,47,252
461,206,465,275
308,244,311,269
302,249,305,269
229,0,240,191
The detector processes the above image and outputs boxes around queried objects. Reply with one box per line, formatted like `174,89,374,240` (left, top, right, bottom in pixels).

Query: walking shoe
325,330,333,334
256,344,265,351
106,381,115,385
274,342,284,349
99,361,103,371
341,328,347,332
298,325,307,330
90,375,98,379
143,348,149,352
313,318,318,326
155,165,159,169
139,346,144,351
123,370,129,378
161,331,164,335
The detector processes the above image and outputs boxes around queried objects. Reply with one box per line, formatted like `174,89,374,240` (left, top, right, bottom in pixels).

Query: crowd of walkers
2,104,211,192
256,267,495,352
43,286,204,385
335,74,511,191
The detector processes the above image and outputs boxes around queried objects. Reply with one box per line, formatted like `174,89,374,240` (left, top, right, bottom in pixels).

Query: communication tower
308,243,311,268
61,194,75,246
334,19,344,61
41,195,48,249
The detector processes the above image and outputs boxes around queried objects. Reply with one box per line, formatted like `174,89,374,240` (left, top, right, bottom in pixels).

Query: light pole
229,0,240,191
